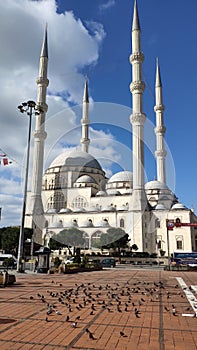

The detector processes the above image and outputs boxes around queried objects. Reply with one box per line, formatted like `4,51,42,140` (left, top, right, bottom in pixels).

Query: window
176,236,183,250
72,196,87,208
47,192,65,211
120,218,125,228
155,218,160,228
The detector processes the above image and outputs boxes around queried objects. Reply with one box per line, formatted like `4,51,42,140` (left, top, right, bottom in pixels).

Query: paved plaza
0,267,197,350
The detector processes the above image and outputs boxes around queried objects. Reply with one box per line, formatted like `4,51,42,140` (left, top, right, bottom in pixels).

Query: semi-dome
108,171,133,184
49,150,102,171
145,180,168,190
75,175,96,184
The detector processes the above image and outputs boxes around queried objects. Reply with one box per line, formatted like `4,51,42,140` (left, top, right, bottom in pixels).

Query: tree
49,228,85,251
0,226,33,254
100,228,130,260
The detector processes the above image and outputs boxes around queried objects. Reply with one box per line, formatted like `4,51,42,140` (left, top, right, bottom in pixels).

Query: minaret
154,58,167,184
31,26,49,242
80,78,90,153
130,0,147,210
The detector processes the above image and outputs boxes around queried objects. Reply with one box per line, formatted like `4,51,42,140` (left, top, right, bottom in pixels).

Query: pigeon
72,322,77,328
86,329,96,340
65,315,70,322
172,307,177,316
120,331,127,337
56,310,62,315
164,306,169,312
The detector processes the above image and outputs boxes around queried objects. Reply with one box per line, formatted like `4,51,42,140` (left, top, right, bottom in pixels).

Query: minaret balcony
129,52,144,63
154,104,165,112
130,113,146,125
130,81,145,93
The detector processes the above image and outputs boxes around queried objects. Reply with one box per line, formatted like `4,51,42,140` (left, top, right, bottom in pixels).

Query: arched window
72,196,87,208
47,192,65,211
120,218,125,228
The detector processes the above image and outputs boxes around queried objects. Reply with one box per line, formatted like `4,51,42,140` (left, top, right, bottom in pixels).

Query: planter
60,266,102,274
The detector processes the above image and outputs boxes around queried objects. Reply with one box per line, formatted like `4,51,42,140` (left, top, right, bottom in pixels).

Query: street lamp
17,100,41,272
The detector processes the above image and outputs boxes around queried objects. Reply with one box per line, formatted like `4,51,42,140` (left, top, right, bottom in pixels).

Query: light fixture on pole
17,100,41,272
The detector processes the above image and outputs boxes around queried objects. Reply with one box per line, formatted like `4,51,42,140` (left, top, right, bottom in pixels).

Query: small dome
108,171,133,184
75,175,96,184
59,208,72,213
106,189,121,195
73,207,86,212
81,219,94,228
117,205,128,211
96,219,110,227
145,180,168,190
171,203,186,210
69,220,78,227
50,221,63,228
96,190,107,197
155,204,166,210
87,206,100,212
101,205,116,212
46,209,57,214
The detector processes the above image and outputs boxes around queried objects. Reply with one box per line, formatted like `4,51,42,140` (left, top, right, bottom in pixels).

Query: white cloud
99,0,116,12
0,0,108,227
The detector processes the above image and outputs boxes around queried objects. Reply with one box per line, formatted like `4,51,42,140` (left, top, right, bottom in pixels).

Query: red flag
3,157,8,166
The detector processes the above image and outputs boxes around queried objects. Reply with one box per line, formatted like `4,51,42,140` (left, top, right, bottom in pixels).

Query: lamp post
17,100,40,272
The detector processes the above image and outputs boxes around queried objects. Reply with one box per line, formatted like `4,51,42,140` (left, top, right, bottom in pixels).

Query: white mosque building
25,0,197,257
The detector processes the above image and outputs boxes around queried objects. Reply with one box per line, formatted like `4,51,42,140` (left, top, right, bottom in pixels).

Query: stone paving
0,267,197,349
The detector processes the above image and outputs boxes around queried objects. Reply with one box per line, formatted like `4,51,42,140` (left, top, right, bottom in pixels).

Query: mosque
25,0,197,257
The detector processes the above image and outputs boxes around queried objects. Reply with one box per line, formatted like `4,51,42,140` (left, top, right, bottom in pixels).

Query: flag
3,157,8,165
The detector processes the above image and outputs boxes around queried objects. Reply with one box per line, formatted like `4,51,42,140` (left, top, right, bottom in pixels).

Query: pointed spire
132,0,140,31
156,57,162,87
41,24,48,58
83,76,89,103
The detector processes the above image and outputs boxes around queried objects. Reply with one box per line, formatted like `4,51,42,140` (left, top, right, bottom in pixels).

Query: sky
0,0,197,227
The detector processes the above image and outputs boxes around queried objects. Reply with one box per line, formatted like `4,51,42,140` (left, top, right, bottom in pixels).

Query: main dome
49,150,102,171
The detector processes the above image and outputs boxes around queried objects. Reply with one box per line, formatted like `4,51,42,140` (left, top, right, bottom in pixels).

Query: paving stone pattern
0,268,197,349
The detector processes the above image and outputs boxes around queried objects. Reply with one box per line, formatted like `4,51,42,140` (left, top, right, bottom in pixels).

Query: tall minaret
31,26,49,242
80,78,90,153
130,0,146,210
154,58,167,184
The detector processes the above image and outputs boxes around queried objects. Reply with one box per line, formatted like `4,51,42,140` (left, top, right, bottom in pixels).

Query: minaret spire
130,0,147,210
80,77,90,153
31,25,49,243
154,57,167,184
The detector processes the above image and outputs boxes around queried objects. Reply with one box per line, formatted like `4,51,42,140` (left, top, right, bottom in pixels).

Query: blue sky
0,0,197,227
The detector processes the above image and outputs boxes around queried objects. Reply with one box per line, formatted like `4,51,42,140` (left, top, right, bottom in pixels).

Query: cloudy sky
0,0,197,227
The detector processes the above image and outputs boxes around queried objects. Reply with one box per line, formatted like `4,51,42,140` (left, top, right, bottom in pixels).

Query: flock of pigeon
29,278,193,340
